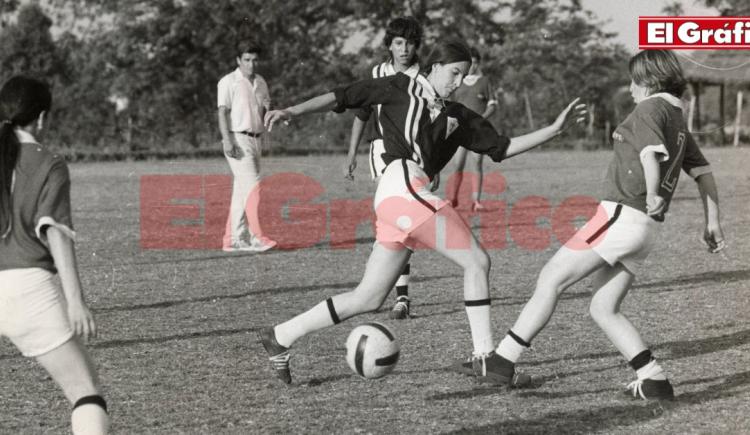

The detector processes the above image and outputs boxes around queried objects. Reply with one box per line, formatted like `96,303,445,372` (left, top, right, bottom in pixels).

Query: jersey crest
446,116,459,139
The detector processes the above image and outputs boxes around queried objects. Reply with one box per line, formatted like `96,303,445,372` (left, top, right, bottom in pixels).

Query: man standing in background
217,41,277,252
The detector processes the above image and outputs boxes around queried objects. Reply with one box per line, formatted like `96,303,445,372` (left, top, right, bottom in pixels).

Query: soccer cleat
625,378,675,401
452,351,532,388
471,201,486,212
258,327,292,384
389,296,410,320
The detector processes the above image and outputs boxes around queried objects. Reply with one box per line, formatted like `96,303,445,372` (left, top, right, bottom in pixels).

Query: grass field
1,148,749,434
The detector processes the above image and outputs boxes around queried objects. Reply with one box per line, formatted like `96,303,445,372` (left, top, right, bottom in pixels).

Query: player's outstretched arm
695,172,725,253
264,92,338,132
504,98,586,159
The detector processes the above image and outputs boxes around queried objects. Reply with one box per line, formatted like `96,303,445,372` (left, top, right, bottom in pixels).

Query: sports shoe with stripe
452,351,532,387
258,327,292,384
389,296,410,320
625,378,675,401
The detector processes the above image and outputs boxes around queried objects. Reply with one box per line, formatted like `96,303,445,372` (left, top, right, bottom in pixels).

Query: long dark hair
418,38,472,76
0,76,52,237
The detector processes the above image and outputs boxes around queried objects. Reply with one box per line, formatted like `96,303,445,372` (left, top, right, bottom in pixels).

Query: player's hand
343,160,356,181
67,298,97,342
429,173,440,192
264,109,291,132
646,194,666,217
703,224,726,253
552,98,587,134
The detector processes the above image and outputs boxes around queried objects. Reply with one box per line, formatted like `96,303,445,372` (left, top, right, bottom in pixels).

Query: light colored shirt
217,68,270,133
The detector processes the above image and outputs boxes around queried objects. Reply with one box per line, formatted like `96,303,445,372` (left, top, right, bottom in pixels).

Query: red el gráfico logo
639,16,750,49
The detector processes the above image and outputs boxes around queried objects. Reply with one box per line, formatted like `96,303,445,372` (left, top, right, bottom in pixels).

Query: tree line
4,0,725,159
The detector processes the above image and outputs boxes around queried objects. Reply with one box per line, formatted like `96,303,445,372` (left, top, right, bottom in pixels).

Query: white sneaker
222,240,257,252
249,236,277,252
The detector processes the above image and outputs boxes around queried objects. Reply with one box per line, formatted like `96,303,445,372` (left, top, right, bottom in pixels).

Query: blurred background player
261,37,586,385
445,47,498,211
217,41,277,253
482,50,725,400
0,76,109,434
343,16,423,320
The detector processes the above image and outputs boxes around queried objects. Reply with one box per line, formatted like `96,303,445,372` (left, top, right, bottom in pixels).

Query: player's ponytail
0,76,52,238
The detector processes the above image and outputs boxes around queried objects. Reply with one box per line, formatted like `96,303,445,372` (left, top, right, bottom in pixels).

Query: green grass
1,148,749,434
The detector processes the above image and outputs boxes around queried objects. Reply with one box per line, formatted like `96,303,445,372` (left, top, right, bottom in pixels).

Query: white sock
496,335,527,363
71,404,109,435
465,304,494,355
274,300,338,348
636,359,666,381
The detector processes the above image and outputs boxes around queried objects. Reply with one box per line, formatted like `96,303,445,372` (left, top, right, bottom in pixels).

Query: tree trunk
523,88,535,129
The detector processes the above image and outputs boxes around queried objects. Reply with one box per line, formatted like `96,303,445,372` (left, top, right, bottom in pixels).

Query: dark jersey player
259,38,586,386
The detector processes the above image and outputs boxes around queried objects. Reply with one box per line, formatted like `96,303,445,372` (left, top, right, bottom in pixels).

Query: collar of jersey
416,74,439,101
643,92,683,109
15,128,38,144
387,62,420,78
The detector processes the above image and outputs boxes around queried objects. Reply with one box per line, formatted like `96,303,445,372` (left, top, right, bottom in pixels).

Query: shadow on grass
634,268,750,292
442,370,750,434
97,274,455,313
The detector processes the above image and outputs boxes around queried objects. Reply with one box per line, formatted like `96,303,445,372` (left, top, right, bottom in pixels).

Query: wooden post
720,83,726,144
734,90,743,147
695,82,702,132
688,94,696,132
523,88,535,129
586,103,595,139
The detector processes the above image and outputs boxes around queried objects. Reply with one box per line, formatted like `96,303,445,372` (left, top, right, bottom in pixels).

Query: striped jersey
333,72,510,179
357,62,420,143
604,93,711,217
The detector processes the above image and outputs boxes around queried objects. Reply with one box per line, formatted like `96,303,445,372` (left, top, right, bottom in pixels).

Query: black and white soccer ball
345,322,400,379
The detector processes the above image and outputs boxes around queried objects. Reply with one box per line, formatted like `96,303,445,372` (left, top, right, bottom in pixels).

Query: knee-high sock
496,330,531,363
395,263,410,298
465,299,494,355
274,298,341,348
71,396,109,435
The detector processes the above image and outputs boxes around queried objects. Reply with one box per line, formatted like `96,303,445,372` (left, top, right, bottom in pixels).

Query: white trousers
224,133,263,244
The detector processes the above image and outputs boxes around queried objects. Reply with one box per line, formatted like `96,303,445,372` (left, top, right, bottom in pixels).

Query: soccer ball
345,322,400,379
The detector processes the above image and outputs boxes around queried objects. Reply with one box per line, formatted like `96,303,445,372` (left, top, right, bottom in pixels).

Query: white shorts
567,201,661,274
0,268,73,357
373,159,448,249
369,139,387,180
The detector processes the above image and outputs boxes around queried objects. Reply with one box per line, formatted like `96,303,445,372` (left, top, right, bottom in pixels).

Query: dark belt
234,131,263,137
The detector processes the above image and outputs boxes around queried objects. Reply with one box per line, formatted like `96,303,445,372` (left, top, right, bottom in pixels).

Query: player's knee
535,267,566,298
588,296,616,324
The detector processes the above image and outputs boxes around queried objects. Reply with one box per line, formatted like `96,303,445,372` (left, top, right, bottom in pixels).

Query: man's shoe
452,351,532,387
223,239,257,252
258,327,292,384
625,378,675,401
389,296,410,320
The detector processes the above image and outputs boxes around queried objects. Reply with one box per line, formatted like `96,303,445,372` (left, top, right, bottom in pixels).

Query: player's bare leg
589,264,673,400
36,338,109,435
